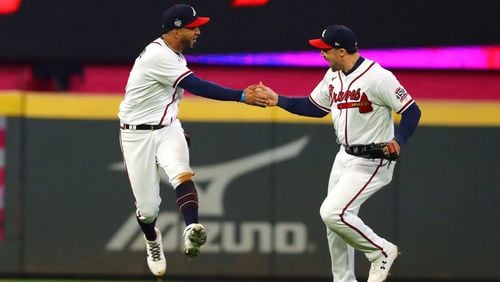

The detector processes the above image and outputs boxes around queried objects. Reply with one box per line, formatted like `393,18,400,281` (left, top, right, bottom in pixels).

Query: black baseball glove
345,142,399,161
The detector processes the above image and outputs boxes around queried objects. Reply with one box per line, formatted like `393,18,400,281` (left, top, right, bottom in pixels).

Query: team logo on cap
322,29,326,38
174,18,182,27
191,7,196,16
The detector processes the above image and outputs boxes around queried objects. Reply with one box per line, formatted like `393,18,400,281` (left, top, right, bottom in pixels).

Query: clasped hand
242,82,278,107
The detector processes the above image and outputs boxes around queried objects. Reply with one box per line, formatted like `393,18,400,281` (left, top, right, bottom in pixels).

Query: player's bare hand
243,84,269,107
255,82,278,106
383,139,400,157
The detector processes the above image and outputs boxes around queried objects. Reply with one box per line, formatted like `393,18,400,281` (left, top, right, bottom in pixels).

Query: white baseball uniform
118,38,193,220
310,58,414,282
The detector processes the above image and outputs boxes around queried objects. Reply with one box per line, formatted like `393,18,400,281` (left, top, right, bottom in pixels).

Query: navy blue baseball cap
161,4,210,32
309,25,358,52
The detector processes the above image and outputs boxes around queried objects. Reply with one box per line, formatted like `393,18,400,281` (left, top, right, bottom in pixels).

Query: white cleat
367,244,399,282
145,228,167,277
183,223,207,258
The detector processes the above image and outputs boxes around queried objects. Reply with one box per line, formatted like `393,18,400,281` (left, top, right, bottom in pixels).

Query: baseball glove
345,142,399,161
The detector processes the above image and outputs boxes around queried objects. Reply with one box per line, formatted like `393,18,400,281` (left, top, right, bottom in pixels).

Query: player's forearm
178,74,242,101
277,96,328,118
394,103,421,145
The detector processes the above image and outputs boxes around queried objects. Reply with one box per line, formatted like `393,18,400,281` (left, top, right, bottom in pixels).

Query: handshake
241,82,278,108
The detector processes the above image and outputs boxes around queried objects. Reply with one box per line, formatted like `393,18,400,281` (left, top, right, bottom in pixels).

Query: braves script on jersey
309,59,414,146
119,38,192,126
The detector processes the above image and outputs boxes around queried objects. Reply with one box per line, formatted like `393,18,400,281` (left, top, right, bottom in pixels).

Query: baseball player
258,25,421,282
118,4,268,277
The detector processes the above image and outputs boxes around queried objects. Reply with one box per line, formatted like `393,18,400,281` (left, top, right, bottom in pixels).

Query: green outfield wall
0,94,499,280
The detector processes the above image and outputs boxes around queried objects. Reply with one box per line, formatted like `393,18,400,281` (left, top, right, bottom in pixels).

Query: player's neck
162,34,182,54
342,53,361,73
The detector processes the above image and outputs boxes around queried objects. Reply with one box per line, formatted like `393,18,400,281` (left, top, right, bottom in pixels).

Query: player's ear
169,28,180,39
172,29,179,37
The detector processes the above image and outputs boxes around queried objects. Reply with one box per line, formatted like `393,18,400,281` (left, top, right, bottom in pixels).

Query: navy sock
136,216,157,241
175,180,199,225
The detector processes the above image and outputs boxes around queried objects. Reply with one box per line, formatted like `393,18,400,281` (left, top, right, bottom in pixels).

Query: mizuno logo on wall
107,136,316,254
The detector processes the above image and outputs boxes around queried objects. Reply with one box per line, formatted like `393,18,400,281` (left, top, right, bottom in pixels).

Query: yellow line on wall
0,92,24,116
0,91,499,126
177,97,331,124
416,100,500,127
23,92,121,120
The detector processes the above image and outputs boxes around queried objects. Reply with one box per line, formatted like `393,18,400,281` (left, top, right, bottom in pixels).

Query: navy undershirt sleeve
178,73,242,101
394,103,421,145
277,96,329,118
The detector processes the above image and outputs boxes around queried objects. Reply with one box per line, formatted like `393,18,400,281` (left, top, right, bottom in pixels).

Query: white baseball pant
119,119,193,220
320,148,395,282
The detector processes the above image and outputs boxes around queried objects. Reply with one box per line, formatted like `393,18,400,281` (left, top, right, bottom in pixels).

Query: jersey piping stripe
151,41,162,47
347,62,376,90
344,104,349,145
159,88,177,125
340,159,388,257
344,62,376,146
397,99,414,114
338,71,344,90
173,70,193,89
159,70,192,125
337,71,346,145
309,96,330,112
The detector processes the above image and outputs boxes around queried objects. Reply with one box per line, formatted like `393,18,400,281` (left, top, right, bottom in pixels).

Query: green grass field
0,280,278,282
0,278,493,282
0,280,164,282
0,279,339,282
0,280,155,282
0,279,170,282
0,280,153,282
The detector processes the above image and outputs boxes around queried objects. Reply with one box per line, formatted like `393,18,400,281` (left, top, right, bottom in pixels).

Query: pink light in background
363,46,499,69
186,45,500,70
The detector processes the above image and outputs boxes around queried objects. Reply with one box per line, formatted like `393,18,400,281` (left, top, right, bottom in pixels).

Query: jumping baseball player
259,25,421,282
118,4,268,277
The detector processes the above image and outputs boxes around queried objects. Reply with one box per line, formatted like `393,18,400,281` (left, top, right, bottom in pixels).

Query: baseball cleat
367,244,399,282
145,228,167,277
183,223,207,258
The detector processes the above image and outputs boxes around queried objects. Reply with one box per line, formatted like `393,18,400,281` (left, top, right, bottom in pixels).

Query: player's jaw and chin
329,62,343,72
326,58,343,72
321,50,343,72
179,27,200,50
180,37,197,50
